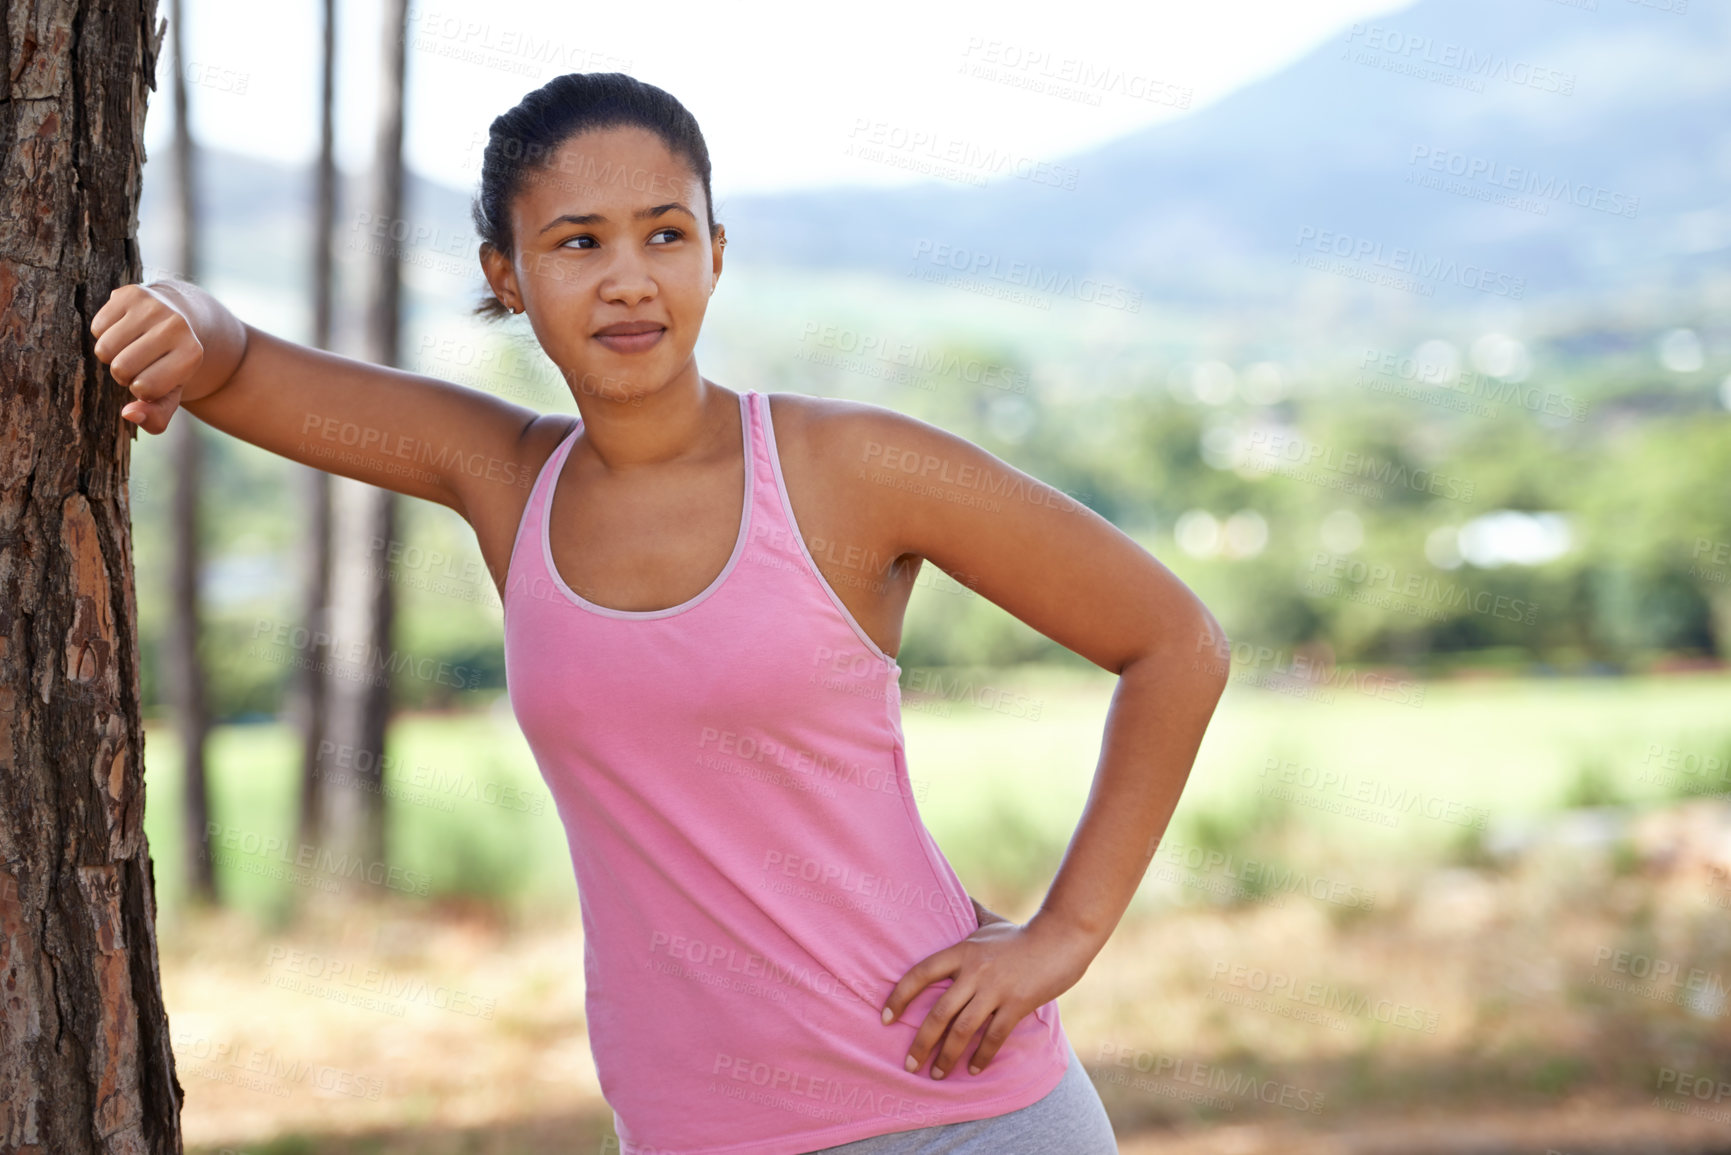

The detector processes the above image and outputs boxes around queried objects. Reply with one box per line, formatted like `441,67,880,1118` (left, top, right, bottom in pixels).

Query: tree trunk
163,0,213,906
317,0,407,881
0,1,185,1150
291,0,337,851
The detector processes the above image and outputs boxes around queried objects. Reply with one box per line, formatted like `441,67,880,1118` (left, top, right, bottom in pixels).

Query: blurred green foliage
128,323,1731,722
142,667,1731,925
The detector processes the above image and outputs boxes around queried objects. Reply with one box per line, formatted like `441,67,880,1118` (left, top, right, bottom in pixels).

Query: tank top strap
742,388,806,569
504,417,582,613
745,388,902,672
743,389,783,535
537,417,584,518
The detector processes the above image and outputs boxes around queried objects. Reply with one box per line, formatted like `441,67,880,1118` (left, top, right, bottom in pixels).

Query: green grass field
140,668,1731,927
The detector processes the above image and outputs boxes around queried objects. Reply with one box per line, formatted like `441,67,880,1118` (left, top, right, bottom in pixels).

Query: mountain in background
714,0,1730,310
142,0,1731,327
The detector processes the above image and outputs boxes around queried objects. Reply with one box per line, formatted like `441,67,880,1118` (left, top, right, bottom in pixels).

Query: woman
93,72,1228,1155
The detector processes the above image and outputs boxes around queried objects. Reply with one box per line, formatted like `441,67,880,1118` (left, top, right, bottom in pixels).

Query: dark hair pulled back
470,72,719,321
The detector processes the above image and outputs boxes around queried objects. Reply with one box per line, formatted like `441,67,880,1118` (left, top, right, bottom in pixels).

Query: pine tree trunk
292,0,338,851
0,1,185,1150
163,0,213,906
317,0,407,880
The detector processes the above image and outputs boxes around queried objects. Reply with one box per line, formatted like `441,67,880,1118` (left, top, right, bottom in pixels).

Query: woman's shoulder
515,410,583,468
762,390,937,462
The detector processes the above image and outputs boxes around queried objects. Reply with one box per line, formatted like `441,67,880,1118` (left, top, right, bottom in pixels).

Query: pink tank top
501,389,1070,1153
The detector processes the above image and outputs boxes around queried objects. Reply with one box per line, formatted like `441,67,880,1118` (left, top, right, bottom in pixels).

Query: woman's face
481,125,723,407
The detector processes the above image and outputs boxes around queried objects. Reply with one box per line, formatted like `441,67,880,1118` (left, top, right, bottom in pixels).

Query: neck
570,359,734,473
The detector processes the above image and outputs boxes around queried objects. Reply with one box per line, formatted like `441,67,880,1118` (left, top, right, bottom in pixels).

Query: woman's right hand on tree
91,282,240,435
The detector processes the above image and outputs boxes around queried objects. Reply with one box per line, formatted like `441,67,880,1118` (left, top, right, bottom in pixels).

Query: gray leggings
804,1036,1117,1154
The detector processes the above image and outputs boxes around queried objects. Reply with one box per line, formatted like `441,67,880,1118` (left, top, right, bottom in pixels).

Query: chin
569,367,661,408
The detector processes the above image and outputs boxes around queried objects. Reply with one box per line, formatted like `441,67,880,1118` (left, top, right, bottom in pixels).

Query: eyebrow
538,202,696,235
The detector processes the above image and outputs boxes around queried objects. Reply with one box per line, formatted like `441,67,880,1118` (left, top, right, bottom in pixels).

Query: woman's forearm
142,279,248,404
1030,612,1229,958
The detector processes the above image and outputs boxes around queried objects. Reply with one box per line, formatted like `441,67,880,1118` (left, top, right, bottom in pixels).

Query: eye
559,234,597,249
648,228,683,245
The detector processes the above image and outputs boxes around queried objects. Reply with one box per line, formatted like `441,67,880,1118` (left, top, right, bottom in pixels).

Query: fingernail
881,1007,893,1025
904,1055,917,1072
968,1065,981,1076
932,1067,945,1079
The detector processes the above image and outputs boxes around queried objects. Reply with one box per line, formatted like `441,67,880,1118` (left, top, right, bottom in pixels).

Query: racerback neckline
538,388,754,620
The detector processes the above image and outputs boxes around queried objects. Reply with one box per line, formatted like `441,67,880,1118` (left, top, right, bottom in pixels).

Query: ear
480,243,523,313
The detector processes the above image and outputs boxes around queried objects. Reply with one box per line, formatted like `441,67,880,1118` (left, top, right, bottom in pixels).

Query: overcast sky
150,0,1416,198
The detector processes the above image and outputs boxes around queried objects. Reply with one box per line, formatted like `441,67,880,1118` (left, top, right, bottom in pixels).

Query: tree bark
317,0,407,880
0,1,185,1150
291,0,337,851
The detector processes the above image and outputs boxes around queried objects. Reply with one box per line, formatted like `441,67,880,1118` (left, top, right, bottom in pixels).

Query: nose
597,246,657,308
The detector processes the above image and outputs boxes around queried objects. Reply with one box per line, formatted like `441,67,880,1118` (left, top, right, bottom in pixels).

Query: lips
593,320,667,355
594,321,666,337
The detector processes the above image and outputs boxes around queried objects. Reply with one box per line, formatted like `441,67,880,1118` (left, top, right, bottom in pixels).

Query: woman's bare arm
91,280,544,519
834,399,1229,942
826,399,1231,1077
